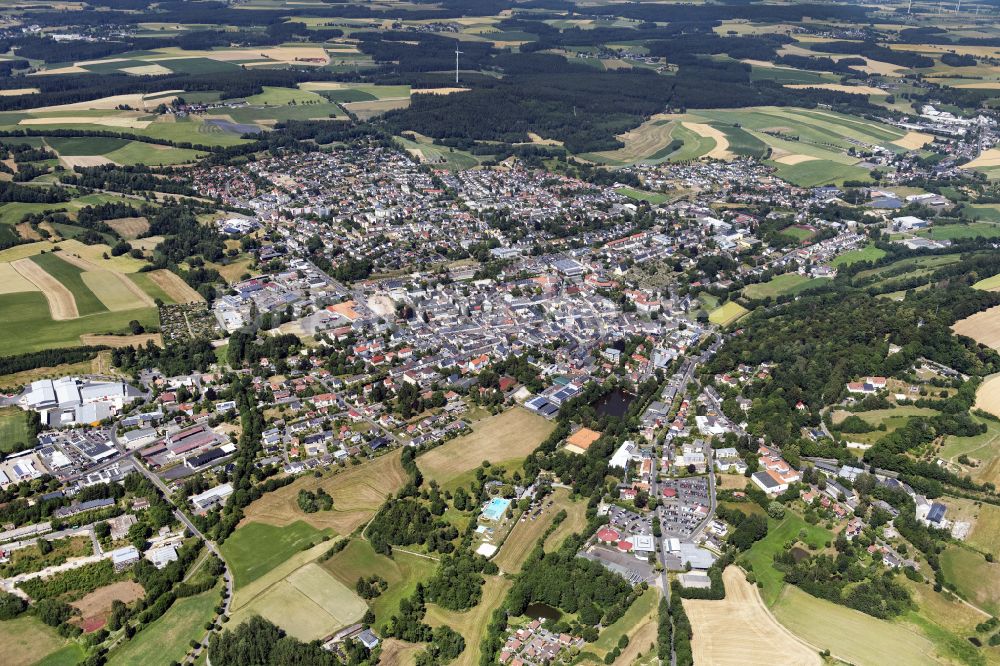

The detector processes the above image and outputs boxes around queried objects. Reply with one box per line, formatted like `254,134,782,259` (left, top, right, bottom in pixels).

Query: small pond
592,389,637,418
524,603,562,621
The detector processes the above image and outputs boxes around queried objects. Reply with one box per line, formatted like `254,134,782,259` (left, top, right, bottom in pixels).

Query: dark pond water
790,547,809,563
592,389,637,418
524,603,562,621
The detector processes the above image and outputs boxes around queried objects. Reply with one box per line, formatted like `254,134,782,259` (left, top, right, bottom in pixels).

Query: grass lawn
220,520,334,589
0,292,158,356
968,502,1000,556
940,545,1000,615
772,584,941,666
780,225,816,242
589,587,658,658
30,252,106,316
772,159,871,187
940,415,1000,487
320,539,437,626
919,222,1000,240
0,406,31,452
616,187,668,204
708,301,749,327
103,142,204,166
107,585,219,666
743,273,829,300
741,513,831,606
832,244,887,267
0,614,82,666
417,408,555,490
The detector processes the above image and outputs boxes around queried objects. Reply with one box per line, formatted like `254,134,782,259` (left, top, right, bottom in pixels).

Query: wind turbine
455,48,463,84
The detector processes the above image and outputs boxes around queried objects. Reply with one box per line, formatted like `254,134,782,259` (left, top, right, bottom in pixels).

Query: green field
320,539,437,625
0,614,83,666
708,301,749,326
0,406,31,452
780,225,816,242
743,273,830,300
107,586,219,666
220,520,334,589
940,545,1000,615
30,252,106,316
0,292,158,356
773,159,871,187
243,85,325,106
589,586,658,657
667,123,716,162
967,205,1000,222
832,244,887,267
919,222,1000,240
973,272,1000,290
741,513,831,606
127,272,176,304
44,136,129,155
103,142,204,166
773,584,941,666
616,187,668,204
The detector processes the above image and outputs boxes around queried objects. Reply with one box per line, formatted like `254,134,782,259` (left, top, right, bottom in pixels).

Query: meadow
220,520,333,590
320,539,437,625
940,414,1000,487
239,449,409,534
741,512,831,606
416,408,555,490
772,584,942,666
425,575,511,666
0,406,31,452
940,545,1000,616
743,273,829,300
493,487,574,574
832,244,887,267
708,301,749,327
107,585,219,666
0,614,84,666
586,587,660,661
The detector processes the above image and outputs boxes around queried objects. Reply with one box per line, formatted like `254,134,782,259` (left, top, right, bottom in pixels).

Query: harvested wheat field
146,269,204,303
241,449,409,534
964,149,1000,170
683,568,820,666
80,333,162,348
11,257,78,319
417,408,555,488
785,83,887,96
15,222,41,241
976,374,1000,420
82,270,155,310
21,116,152,129
0,88,39,96
120,64,172,76
893,131,933,150
953,304,1000,350
774,154,819,165
31,91,183,112
526,132,563,146
59,155,115,168
105,217,149,239
412,87,469,95
682,122,732,159
0,262,40,294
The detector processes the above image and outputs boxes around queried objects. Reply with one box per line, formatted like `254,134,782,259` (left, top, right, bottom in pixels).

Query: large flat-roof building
20,377,141,428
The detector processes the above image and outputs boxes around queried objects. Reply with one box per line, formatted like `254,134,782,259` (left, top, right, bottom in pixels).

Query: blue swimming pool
481,497,511,521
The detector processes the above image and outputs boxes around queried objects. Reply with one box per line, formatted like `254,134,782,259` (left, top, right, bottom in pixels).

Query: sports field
240,449,409,534
708,301,749,326
107,585,218,666
743,273,829,300
773,584,941,666
416,408,555,490
616,187,668,205
953,304,1000,351
321,539,437,624
685,568,819,665
425,575,512,666
220,520,334,589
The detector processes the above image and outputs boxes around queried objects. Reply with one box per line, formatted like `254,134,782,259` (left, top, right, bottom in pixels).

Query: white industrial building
20,377,141,427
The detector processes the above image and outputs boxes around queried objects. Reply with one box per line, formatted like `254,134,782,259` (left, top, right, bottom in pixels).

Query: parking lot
659,477,711,539
578,546,655,585
606,505,653,537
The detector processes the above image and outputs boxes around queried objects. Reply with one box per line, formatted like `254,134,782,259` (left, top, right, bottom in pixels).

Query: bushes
0,590,26,619
18,559,118,601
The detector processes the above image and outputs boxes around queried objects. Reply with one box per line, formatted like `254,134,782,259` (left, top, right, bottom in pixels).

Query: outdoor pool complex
482,497,512,521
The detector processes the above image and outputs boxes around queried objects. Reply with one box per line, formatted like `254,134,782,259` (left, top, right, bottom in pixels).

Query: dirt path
683,567,820,665
10,257,78,319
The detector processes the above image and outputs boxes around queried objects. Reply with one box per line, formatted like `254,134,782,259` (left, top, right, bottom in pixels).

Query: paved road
131,455,233,664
